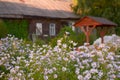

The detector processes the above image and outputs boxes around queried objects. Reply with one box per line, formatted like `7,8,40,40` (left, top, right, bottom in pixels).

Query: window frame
68,21,75,31
36,23,42,35
49,23,56,36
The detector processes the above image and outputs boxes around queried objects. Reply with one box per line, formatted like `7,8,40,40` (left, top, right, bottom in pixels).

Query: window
36,23,42,35
49,23,56,36
68,21,75,31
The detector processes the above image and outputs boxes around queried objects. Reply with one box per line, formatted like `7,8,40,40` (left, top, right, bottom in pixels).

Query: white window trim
68,21,75,31
36,23,42,35
49,23,56,36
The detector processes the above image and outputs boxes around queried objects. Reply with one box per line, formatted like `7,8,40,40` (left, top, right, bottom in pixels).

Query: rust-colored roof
74,16,117,27
0,0,79,19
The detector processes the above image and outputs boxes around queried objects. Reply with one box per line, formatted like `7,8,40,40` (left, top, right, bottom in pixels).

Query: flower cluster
70,44,120,80
0,34,120,80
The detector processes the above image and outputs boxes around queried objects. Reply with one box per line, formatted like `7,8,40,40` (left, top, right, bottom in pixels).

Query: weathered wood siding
29,19,65,39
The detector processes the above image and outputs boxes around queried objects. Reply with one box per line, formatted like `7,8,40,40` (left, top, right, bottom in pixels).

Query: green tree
72,0,120,35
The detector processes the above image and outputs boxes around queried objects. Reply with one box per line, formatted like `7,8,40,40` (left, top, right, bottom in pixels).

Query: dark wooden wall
28,18,66,39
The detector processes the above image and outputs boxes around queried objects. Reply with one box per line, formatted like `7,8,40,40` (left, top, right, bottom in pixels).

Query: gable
74,17,100,27
74,16,117,27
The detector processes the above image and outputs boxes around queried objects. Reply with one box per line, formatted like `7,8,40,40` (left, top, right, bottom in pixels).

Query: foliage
0,34,120,80
0,20,8,38
72,0,120,35
33,37,46,46
50,26,86,47
3,20,29,39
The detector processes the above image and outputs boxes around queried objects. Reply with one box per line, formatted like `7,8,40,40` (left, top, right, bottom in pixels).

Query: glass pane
49,23,56,36
36,23,42,35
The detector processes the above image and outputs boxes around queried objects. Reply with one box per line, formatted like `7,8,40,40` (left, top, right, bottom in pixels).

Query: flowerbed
0,34,120,80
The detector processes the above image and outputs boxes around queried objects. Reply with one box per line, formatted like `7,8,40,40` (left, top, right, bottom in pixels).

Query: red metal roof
0,0,79,19
74,16,117,27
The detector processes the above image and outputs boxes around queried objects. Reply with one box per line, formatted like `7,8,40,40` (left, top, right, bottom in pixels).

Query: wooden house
0,0,79,40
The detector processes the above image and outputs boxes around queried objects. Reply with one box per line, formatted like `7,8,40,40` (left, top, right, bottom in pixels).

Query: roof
0,0,79,19
74,16,117,27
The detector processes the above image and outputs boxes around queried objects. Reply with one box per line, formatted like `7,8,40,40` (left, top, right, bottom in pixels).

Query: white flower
63,57,68,61
48,69,53,74
57,57,62,61
25,63,30,67
44,68,48,75
77,75,83,80
70,54,75,60
53,67,57,71
75,68,80,75
0,72,4,78
15,66,19,71
9,77,14,80
91,62,97,68
90,69,98,74
69,40,73,43
42,45,48,47
17,57,21,61
98,71,103,78
1,57,5,61
62,67,67,72
63,44,67,48
110,74,116,79
17,73,22,77
106,55,114,60
82,60,88,64
79,65,84,69
44,75,48,80
29,53,34,59
65,31,70,35
84,43,89,46
53,74,58,78
84,73,91,80
10,68,16,74
57,40,61,43
57,42,61,46
73,42,77,46
83,70,89,75
107,64,113,68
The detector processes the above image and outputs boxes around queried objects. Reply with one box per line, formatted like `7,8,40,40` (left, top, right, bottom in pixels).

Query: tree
72,0,120,35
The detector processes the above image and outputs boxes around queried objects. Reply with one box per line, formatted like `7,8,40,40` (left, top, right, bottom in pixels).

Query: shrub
3,20,29,39
50,26,86,47
0,20,8,38
116,27,120,36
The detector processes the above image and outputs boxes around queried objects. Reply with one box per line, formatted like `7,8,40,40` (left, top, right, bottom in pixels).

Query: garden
0,33,120,80
0,0,120,80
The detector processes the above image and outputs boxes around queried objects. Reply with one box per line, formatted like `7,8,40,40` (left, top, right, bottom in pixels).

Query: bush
49,26,86,47
116,27,120,36
0,20,8,38
3,20,29,39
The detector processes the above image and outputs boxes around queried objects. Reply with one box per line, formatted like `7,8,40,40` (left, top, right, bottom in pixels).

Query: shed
74,16,117,44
